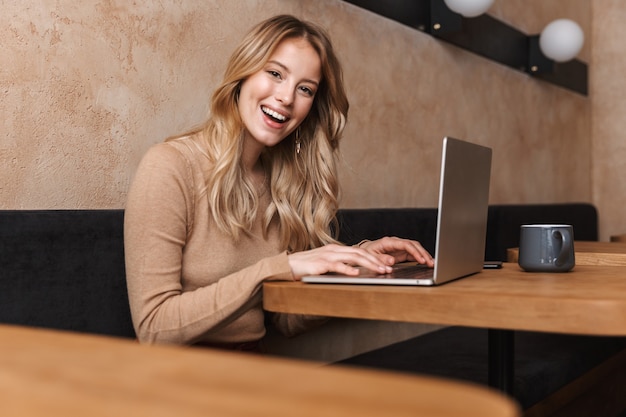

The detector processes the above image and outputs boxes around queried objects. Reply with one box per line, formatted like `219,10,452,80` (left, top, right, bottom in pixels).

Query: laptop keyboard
387,263,434,278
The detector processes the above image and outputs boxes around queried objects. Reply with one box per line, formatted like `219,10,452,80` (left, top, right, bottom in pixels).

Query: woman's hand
359,236,434,267
287,244,393,280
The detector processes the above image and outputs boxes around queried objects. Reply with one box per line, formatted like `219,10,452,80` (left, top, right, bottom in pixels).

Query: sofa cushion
338,203,598,262
0,210,135,338
337,208,438,254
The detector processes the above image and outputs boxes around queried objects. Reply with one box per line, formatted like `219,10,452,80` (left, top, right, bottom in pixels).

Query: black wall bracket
344,0,588,96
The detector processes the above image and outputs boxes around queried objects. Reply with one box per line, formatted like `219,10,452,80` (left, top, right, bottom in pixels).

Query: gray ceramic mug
518,224,575,272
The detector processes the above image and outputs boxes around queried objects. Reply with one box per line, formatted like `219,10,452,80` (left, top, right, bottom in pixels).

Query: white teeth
262,106,287,121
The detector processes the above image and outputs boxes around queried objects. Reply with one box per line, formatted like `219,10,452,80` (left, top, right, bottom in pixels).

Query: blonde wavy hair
179,15,349,252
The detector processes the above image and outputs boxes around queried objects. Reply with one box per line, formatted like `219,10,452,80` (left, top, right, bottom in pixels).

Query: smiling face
237,37,322,156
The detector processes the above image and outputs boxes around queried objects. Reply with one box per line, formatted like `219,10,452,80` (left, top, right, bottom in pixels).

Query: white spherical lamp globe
539,19,584,62
443,0,494,17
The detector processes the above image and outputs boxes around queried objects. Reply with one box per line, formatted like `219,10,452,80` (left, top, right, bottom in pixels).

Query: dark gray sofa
1,203,623,413
0,203,599,337
336,203,600,261
0,209,134,338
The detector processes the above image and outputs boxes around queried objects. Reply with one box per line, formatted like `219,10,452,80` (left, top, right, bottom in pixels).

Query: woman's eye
268,70,281,79
299,86,315,97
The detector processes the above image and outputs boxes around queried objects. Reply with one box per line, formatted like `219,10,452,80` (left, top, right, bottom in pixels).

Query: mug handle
553,230,572,267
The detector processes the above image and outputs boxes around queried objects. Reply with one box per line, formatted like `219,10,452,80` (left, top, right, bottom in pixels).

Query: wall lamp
343,0,588,95
444,0,494,18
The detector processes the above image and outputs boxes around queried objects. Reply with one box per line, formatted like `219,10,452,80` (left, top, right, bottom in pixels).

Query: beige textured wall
591,1,626,241
1,0,600,236
335,0,590,208
1,1,292,208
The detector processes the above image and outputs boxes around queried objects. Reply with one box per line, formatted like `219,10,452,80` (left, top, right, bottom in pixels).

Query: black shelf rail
344,0,588,96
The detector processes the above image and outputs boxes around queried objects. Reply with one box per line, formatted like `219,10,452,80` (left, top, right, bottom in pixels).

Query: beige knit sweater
124,135,321,345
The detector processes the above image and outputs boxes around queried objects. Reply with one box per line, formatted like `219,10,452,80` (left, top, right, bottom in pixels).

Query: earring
295,127,301,155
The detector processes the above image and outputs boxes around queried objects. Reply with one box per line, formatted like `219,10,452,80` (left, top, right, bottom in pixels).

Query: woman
124,14,433,348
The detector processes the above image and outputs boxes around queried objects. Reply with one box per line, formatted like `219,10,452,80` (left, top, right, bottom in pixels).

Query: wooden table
265,264,626,336
0,324,520,417
507,241,626,266
264,264,626,394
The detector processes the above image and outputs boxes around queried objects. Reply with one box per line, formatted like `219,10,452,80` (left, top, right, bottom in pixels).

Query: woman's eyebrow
267,60,320,87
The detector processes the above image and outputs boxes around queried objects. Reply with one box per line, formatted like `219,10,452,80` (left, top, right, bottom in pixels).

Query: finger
413,241,435,263
292,245,392,276
379,237,434,265
404,241,434,265
370,252,397,266
338,250,393,273
325,262,363,276
329,244,393,268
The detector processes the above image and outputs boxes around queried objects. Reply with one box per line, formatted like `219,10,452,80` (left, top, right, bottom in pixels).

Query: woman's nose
275,85,294,105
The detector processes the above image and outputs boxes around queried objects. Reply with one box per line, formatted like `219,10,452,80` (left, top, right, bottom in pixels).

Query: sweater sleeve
124,143,294,345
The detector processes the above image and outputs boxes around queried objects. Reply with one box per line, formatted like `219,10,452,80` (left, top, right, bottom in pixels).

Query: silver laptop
302,137,492,286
